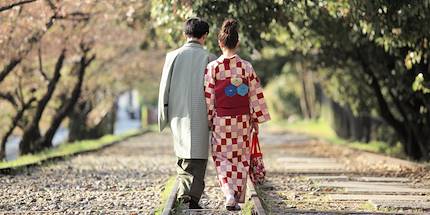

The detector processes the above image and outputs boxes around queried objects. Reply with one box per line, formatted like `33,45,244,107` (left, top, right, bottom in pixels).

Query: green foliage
150,0,193,49
412,73,430,94
264,67,302,120
148,1,430,159
0,131,142,169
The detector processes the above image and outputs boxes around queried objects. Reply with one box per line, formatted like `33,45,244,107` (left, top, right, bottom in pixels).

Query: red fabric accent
233,151,238,157
226,119,231,125
243,161,249,167
226,132,231,138
227,171,232,177
237,172,243,179
256,111,263,117
215,78,250,117
250,133,266,184
205,92,211,98
232,165,237,171
224,59,230,70
215,160,220,166
257,93,264,99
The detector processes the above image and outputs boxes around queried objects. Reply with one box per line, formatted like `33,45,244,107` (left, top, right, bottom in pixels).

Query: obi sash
215,77,250,117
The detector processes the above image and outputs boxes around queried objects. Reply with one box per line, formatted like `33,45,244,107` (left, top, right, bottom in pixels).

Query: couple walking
158,17,270,211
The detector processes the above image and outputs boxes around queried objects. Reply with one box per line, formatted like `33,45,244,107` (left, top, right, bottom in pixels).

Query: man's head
184,17,209,44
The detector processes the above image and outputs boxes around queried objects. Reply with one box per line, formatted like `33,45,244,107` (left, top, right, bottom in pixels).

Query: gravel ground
4,130,426,214
0,132,176,214
179,159,242,215
259,131,430,214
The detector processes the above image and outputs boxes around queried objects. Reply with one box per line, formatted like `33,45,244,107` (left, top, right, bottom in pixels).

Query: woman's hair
218,19,239,49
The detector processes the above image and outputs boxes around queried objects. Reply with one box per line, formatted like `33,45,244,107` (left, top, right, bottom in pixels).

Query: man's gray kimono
158,41,215,203
158,42,213,159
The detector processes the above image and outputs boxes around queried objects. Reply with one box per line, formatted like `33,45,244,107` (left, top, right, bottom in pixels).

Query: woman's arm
248,64,271,128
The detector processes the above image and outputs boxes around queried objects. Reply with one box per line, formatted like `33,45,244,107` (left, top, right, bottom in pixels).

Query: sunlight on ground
267,119,404,158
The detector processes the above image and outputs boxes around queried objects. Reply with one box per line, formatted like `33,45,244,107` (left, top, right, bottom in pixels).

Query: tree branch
0,92,17,107
42,52,95,147
0,96,36,159
33,49,66,123
0,0,37,13
37,46,49,81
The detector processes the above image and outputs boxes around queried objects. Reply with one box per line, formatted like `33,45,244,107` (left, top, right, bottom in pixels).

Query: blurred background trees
0,0,163,160
151,0,429,160
1,0,429,161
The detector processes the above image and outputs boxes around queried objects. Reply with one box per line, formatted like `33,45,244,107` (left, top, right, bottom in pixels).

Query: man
158,17,214,209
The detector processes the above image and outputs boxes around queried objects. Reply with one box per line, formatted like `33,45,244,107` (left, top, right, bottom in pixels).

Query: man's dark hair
184,17,209,39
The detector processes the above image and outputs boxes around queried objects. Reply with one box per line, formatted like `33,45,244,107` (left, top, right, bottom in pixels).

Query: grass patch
154,176,177,215
267,119,404,158
270,119,336,138
241,200,254,214
242,185,273,215
358,202,376,211
0,130,143,170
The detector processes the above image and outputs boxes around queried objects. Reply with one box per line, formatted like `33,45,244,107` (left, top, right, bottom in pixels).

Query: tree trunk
19,50,66,155
357,48,429,160
331,100,351,139
40,53,95,149
0,97,36,160
68,101,91,142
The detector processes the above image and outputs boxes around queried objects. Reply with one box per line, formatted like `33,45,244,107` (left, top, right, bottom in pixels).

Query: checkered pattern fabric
204,55,271,203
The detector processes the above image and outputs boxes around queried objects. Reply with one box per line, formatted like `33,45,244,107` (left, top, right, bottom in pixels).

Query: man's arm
208,53,217,62
158,51,178,131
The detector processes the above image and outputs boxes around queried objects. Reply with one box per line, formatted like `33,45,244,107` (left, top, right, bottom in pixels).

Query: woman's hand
252,122,259,134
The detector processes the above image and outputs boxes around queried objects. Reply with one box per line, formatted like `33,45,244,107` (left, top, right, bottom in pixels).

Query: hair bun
223,19,238,33
218,19,239,49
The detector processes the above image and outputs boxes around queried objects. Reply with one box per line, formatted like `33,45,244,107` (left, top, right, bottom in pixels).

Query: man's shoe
189,200,203,209
226,204,241,211
178,195,191,203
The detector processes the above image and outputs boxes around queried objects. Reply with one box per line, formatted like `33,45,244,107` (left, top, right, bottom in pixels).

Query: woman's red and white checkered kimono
204,54,271,203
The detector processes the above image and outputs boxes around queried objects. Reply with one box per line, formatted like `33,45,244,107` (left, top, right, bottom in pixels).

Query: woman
204,19,271,211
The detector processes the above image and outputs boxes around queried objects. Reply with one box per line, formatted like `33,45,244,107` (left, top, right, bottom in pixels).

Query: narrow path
179,159,241,215
259,132,430,214
0,132,176,214
2,130,427,214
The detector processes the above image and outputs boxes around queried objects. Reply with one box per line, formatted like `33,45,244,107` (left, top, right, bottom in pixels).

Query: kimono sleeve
204,64,216,128
157,51,177,131
247,64,271,124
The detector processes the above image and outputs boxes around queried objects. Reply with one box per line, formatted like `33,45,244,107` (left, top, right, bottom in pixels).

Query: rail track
161,172,267,215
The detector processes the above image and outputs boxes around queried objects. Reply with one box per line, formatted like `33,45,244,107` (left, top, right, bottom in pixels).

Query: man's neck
187,37,203,45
